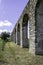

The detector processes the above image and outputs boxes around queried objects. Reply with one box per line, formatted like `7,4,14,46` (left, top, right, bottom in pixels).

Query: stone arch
17,23,20,45
22,13,29,26
14,28,16,43
35,0,43,54
22,13,29,48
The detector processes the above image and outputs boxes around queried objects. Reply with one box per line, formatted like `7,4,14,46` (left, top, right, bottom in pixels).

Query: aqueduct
11,0,43,55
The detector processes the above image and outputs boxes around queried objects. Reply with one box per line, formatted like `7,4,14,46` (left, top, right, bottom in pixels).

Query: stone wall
11,0,43,55
35,0,43,54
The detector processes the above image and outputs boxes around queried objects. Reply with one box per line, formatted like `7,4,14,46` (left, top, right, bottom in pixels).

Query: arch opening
22,13,29,48
14,28,16,43
17,23,20,45
35,0,43,54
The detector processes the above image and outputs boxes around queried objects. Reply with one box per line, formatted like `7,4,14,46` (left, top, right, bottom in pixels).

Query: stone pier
11,0,43,55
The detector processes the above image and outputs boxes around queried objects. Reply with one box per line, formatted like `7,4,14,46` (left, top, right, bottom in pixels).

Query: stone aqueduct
11,0,43,55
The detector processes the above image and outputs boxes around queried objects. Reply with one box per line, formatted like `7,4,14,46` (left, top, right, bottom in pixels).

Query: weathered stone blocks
11,0,43,55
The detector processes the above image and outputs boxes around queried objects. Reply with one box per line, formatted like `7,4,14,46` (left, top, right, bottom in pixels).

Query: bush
0,32,10,51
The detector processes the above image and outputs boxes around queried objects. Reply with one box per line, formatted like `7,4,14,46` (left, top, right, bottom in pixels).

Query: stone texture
35,0,43,55
11,0,43,55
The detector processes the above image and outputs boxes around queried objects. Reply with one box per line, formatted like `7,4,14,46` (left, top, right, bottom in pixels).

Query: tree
1,32,10,51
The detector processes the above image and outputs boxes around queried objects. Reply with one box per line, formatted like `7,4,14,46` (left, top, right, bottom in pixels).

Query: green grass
0,38,3,61
0,39,43,65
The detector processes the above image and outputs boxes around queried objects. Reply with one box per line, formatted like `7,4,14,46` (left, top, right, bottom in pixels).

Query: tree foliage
1,32,10,41
0,32,10,51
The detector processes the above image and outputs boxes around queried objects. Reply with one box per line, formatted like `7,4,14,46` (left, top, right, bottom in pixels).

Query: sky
0,0,29,34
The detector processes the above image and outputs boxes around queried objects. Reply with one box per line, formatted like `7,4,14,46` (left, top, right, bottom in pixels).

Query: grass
0,39,43,65
0,38,3,61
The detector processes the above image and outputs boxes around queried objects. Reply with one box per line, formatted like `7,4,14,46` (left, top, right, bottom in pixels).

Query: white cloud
0,29,2,33
3,29,8,32
0,29,8,33
0,20,12,27
0,29,12,34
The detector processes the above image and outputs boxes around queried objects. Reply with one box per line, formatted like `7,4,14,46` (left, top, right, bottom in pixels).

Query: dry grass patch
0,41,43,65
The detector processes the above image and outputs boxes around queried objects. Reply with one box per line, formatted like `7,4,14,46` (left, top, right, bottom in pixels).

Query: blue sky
0,0,29,34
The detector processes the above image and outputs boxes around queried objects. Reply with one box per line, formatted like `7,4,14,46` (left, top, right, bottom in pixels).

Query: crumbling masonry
11,0,43,55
